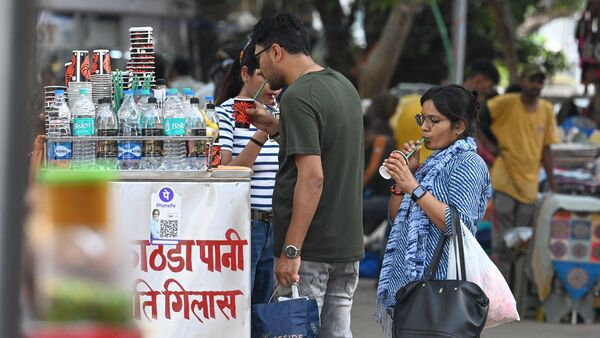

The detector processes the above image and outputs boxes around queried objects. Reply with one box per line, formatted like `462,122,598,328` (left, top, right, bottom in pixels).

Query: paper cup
233,97,255,128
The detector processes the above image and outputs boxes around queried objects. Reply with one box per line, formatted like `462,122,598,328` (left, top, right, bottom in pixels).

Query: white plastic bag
447,221,520,328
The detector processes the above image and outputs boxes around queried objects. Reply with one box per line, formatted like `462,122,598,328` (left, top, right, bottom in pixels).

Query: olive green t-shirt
272,68,365,262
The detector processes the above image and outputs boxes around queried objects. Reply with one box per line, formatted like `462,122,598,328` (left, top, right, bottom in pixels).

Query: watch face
411,186,426,202
415,186,425,198
285,245,298,258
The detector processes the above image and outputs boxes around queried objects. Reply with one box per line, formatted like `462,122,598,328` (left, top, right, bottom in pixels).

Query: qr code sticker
159,219,179,238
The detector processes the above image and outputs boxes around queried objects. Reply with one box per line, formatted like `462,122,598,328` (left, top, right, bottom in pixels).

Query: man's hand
276,254,301,286
246,101,279,136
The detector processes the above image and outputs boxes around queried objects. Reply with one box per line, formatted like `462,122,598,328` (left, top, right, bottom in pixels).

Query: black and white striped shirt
217,98,279,210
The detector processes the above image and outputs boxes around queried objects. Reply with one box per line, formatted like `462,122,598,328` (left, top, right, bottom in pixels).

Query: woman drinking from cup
375,84,492,331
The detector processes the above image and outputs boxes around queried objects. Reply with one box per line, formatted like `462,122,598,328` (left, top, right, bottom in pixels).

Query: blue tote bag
252,284,320,338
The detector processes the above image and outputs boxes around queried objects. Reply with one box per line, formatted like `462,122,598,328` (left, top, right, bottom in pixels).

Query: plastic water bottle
162,89,187,170
117,90,142,170
154,79,167,111
140,97,163,170
186,97,207,170
71,88,96,169
182,87,194,113
204,95,219,141
138,88,151,106
47,89,72,168
95,97,118,170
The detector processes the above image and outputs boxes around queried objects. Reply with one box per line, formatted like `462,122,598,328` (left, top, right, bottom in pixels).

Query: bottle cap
141,89,151,95
156,79,166,86
54,89,65,95
167,88,178,96
148,97,158,104
79,88,90,95
204,95,214,101
124,89,133,95
190,97,200,104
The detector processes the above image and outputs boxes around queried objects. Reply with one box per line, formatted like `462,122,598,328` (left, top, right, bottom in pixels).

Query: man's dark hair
466,59,500,85
250,13,310,55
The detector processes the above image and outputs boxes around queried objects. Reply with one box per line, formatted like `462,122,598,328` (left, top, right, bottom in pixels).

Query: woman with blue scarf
376,84,493,333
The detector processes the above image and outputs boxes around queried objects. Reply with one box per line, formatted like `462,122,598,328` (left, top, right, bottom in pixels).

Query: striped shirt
217,98,279,210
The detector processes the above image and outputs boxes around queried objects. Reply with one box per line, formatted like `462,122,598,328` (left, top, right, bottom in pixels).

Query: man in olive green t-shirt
247,13,364,337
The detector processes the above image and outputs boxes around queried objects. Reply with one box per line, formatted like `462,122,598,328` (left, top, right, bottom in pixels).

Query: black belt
251,209,273,222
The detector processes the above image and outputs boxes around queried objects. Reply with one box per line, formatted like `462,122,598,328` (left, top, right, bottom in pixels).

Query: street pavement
351,278,600,338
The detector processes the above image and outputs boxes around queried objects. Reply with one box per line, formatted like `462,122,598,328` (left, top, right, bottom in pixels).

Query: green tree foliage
517,34,569,76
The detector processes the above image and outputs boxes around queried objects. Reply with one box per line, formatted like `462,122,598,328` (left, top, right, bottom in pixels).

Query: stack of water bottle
46,86,220,170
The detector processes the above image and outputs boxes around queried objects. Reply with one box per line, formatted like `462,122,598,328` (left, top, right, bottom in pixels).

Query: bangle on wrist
249,137,264,147
390,184,404,196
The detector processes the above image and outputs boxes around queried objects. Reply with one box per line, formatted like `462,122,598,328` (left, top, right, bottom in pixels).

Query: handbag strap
450,205,467,281
425,229,447,279
425,205,467,280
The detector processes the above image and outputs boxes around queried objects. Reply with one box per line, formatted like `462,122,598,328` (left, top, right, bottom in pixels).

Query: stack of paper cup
127,27,156,89
91,49,113,105
67,50,92,109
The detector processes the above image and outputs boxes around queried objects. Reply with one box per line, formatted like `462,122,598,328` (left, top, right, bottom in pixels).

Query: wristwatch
268,131,280,142
283,244,301,259
411,185,427,202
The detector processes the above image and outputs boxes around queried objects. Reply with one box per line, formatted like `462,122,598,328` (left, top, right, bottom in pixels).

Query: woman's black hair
215,42,260,105
420,84,480,137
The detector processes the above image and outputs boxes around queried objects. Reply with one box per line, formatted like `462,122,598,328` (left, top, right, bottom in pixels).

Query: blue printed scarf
376,137,478,325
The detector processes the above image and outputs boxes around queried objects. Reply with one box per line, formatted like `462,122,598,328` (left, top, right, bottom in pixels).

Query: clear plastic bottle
182,87,194,114
95,97,118,170
154,79,167,112
140,97,163,170
186,97,207,170
117,90,142,170
204,95,219,141
162,89,187,170
138,88,151,106
71,88,96,169
47,89,72,169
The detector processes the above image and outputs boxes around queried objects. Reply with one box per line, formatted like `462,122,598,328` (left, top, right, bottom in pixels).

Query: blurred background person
484,64,559,281
168,56,214,100
363,94,398,236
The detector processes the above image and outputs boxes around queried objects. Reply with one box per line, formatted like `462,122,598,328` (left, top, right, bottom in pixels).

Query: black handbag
393,206,489,338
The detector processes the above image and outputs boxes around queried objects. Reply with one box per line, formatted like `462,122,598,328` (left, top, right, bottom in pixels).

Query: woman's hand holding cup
382,151,419,194
400,139,422,174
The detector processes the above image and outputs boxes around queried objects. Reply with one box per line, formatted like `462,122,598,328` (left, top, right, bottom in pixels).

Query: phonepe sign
159,187,175,202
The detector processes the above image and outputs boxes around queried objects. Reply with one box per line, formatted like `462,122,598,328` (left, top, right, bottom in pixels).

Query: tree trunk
313,0,357,83
486,0,519,84
358,0,424,99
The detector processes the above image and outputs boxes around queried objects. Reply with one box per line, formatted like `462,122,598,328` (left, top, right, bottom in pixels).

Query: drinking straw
404,137,426,160
253,80,267,100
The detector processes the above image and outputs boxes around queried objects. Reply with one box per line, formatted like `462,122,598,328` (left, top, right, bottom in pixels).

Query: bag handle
425,205,467,281
268,283,301,303
451,205,467,281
